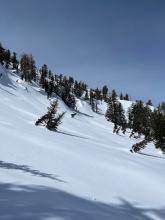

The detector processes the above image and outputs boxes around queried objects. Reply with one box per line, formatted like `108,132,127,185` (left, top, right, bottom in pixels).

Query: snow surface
0,64,165,220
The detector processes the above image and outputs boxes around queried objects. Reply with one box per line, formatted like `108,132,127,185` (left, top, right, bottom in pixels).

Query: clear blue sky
0,0,164,105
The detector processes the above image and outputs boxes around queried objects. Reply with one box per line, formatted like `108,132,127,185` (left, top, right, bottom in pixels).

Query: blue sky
0,0,164,105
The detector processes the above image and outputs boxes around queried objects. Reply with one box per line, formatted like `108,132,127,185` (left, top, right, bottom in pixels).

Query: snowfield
0,64,165,220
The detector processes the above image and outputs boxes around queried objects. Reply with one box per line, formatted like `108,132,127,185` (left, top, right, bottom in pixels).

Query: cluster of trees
20,54,36,82
0,43,18,69
128,101,165,153
106,97,165,153
39,63,88,109
119,93,130,101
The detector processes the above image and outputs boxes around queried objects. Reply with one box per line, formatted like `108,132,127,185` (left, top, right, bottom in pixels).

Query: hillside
0,64,165,220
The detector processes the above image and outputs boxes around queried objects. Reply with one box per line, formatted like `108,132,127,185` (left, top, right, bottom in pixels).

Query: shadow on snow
0,183,164,220
0,160,65,183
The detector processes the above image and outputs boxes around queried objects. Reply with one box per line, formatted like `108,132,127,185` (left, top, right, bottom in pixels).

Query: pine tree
117,102,127,133
146,99,152,106
11,52,18,70
120,93,123,100
35,100,65,130
73,81,84,98
111,89,117,102
84,90,89,100
152,109,165,153
106,98,126,134
158,102,165,115
47,81,54,99
102,85,108,101
20,54,36,82
105,97,114,122
4,49,11,68
128,100,152,144
29,54,36,81
124,93,129,101
95,88,102,101
0,43,5,65
40,64,48,87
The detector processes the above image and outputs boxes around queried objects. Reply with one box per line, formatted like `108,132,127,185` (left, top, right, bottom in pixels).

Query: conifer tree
124,93,129,101
35,100,65,130
0,43,5,65
20,54,36,82
11,52,18,70
102,85,108,101
105,98,126,133
4,49,11,68
120,93,123,100
146,99,153,106
95,88,102,101
111,89,117,102
128,101,152,138
40,64,48,87
151,109,165,153
84,90,89,100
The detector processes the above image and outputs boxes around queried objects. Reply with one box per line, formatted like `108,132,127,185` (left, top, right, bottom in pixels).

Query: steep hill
0,65,165,220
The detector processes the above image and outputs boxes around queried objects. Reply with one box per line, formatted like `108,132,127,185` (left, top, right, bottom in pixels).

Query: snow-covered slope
0,65,165,220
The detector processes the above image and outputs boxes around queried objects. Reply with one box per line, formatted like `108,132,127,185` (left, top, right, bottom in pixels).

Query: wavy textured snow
0,65,165,220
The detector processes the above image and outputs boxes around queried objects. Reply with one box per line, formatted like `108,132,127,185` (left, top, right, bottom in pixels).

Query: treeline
0,42,129,111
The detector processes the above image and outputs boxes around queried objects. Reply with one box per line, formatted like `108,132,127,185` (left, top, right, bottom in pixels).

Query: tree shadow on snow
0,160,65,183
0,86,16,96
137,152,165,160
0,71,17,90
57,130,89,140
0,183,164,220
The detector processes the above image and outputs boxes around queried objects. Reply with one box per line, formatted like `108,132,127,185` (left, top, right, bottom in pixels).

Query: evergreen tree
89,89,98,112
105,98,126,133
124,93,129,101
20,54,36,82
84,90,89,100
47,80,54,99
95,88,102,101
11,52,18,70
0,43,5,65
29,54,36,81
63,92,76,109
158,102,165,115
128,101,151,138
4,49,11,68
146,99,153,106
120,93,123,100
73,81,84,98
40,64,48,87
102,85,108,101
151,109,165,153
35,100,65,130
111,89,117,102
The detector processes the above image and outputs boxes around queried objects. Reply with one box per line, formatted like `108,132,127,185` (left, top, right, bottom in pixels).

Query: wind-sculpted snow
0,65,165,219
